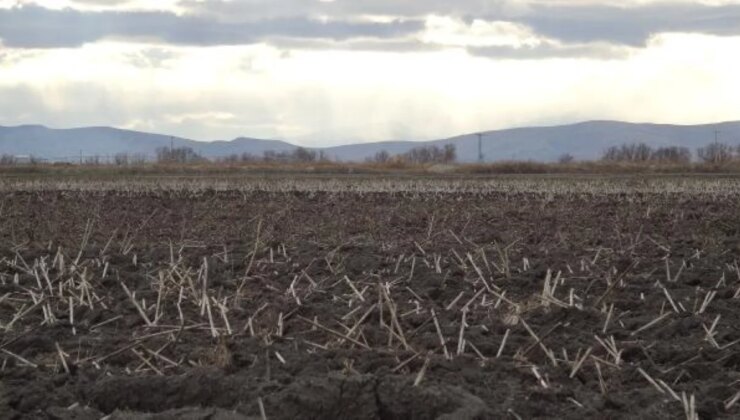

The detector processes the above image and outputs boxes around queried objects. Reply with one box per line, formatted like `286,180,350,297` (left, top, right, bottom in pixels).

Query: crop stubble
1,176,740,419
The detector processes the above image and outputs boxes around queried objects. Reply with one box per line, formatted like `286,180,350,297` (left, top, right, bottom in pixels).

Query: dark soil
2,186,740,419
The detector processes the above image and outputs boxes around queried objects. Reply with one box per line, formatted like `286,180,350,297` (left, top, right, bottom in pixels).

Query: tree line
602,144,691,163
4,141,740,166
213,144,456,165
369,144,456,164
601,142,739,164
215,147,330,164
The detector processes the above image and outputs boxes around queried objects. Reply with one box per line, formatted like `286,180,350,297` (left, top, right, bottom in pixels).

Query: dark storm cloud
183,0,740,46
2,2,740,58
0,5,423,48
517,3,740,47
177,0,522,20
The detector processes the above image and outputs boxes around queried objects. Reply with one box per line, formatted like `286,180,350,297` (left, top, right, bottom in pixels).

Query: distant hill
1,120,739,162
0,125,295,162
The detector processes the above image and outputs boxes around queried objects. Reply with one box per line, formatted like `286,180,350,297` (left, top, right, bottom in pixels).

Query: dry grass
5,160,740,177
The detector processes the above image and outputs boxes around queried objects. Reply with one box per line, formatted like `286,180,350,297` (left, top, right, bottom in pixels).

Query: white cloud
1,32,739,143
0,0,183,11
419,16,542,47
0,1,739,143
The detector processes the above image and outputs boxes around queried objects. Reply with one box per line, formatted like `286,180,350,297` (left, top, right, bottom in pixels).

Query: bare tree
632,143,653,161
156,147,205,164
697,143,733,164
602,146,620,161
114,153,130,165
558,153,575,164
443,144,456,163
0,154,16,165
368,150,389,164
403,145,455,164
292,147,317,163
602,143,653,162
603,143,694,164
651,147,691,164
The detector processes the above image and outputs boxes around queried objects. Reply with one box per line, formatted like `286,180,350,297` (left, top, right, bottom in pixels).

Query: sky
0,0,739,145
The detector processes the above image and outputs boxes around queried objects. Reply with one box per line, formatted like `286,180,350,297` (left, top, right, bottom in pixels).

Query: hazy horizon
1,118,739,146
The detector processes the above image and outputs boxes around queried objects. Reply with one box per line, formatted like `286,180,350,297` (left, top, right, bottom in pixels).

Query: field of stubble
2,175,740,419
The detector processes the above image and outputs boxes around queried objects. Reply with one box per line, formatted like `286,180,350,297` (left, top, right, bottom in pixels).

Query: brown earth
2,186,740,419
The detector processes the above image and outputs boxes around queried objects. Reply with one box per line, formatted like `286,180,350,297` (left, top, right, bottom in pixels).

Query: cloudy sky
0,0,739,144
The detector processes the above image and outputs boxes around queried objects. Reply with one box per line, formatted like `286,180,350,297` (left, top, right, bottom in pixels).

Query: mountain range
1,120,738,163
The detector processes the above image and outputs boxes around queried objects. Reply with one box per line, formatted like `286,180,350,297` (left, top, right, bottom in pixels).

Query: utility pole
170,136,175,163
476,133,484,163
712,129,723,164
